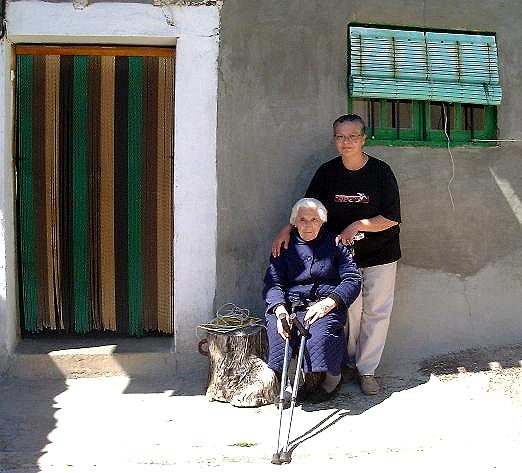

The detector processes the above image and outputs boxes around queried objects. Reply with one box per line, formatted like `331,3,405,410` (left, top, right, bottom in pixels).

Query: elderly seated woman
263,198,361,403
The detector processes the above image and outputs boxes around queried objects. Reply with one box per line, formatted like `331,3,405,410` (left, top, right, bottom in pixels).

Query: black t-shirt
305,155,401,268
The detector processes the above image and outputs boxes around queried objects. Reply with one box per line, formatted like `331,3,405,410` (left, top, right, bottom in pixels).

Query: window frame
347,24,499,147
348,97,497,147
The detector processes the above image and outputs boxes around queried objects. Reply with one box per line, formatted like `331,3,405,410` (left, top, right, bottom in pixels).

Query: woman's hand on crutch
275,305,292,339
304,297,337,325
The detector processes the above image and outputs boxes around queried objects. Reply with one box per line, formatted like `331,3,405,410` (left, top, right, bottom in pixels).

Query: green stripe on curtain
349,26,502,105
17,55,39,332
72,56,90,333
32,55,50,329
127,56,144,336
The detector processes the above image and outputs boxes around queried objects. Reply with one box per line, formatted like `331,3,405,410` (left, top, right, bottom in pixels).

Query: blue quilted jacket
263,228,361,314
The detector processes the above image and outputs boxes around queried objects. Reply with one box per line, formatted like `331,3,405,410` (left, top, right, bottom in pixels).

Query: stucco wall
216,0,522,368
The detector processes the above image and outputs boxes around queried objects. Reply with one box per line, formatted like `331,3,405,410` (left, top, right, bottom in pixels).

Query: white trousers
346,261,397,375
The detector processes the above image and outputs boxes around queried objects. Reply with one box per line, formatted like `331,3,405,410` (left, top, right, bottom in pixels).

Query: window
348,25,501,146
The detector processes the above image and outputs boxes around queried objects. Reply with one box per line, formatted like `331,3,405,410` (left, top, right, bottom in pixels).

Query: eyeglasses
334,134,364,142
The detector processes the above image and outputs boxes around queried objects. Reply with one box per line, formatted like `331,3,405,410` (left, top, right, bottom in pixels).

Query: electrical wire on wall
472,139,522,142
442,104,456,211
443,105,522,212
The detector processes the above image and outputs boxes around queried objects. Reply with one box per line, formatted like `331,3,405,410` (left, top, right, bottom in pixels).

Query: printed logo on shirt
334,193,369,203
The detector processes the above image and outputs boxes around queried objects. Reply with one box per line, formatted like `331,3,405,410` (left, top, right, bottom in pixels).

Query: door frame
1,1,219,374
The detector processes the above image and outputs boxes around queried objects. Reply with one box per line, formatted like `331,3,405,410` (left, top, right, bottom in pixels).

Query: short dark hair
332,114,366,134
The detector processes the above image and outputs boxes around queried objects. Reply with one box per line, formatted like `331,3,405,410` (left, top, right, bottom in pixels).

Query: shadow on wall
392,146,522,276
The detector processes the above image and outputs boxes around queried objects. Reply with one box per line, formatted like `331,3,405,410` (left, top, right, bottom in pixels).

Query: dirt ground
1,342,520,473
419,343,522,405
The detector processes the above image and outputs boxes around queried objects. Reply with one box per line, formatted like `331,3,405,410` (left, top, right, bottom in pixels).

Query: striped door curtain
15,46,175,336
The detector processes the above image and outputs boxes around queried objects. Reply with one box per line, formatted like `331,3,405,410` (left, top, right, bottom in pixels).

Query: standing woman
272,114,401,395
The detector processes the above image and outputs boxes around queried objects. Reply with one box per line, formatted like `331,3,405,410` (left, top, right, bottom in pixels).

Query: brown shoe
360,375,380,395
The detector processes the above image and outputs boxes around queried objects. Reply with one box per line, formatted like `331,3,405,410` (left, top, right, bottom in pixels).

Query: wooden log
203,325,278,407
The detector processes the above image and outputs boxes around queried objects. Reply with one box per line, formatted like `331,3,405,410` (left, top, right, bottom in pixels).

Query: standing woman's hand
271,224,293,257
335,221,362,246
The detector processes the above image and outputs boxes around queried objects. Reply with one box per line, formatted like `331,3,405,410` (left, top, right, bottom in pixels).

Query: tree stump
203,325,277,407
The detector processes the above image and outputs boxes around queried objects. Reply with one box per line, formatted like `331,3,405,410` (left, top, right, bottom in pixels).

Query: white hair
289,198,328,225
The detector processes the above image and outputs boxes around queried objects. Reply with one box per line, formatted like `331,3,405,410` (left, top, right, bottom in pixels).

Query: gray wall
216,0,522,368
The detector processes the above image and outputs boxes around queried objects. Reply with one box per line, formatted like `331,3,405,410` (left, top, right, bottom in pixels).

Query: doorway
15,45,175,336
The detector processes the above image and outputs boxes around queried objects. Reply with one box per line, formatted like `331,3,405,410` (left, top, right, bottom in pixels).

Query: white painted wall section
8,2,219,44
0,41,18,373
173,34,218,365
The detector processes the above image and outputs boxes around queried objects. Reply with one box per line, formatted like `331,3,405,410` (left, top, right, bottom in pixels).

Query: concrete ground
1,343,520,473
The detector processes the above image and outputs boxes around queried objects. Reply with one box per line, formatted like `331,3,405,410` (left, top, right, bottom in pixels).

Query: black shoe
296,386,308,403
341,364,359,383
307,381,341,404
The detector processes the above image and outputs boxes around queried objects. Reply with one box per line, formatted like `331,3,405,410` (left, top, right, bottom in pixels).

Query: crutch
271,317,292,465
271,314,310,464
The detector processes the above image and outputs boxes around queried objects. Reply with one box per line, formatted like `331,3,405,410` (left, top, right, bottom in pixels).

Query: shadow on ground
419,343,522,375
0,376,66,473
3,338,520,472
285,342,522,456
287,368,431,453
11,335,209,396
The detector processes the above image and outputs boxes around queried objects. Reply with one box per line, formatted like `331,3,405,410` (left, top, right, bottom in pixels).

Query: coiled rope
197,303,264,334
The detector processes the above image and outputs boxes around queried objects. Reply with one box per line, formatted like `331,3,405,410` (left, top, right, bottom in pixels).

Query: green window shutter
426,32,501,105
349,26,502,105
350,27,429,101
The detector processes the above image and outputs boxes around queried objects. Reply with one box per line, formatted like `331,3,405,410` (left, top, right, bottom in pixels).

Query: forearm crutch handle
292,317,310,338
280,317,292,334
